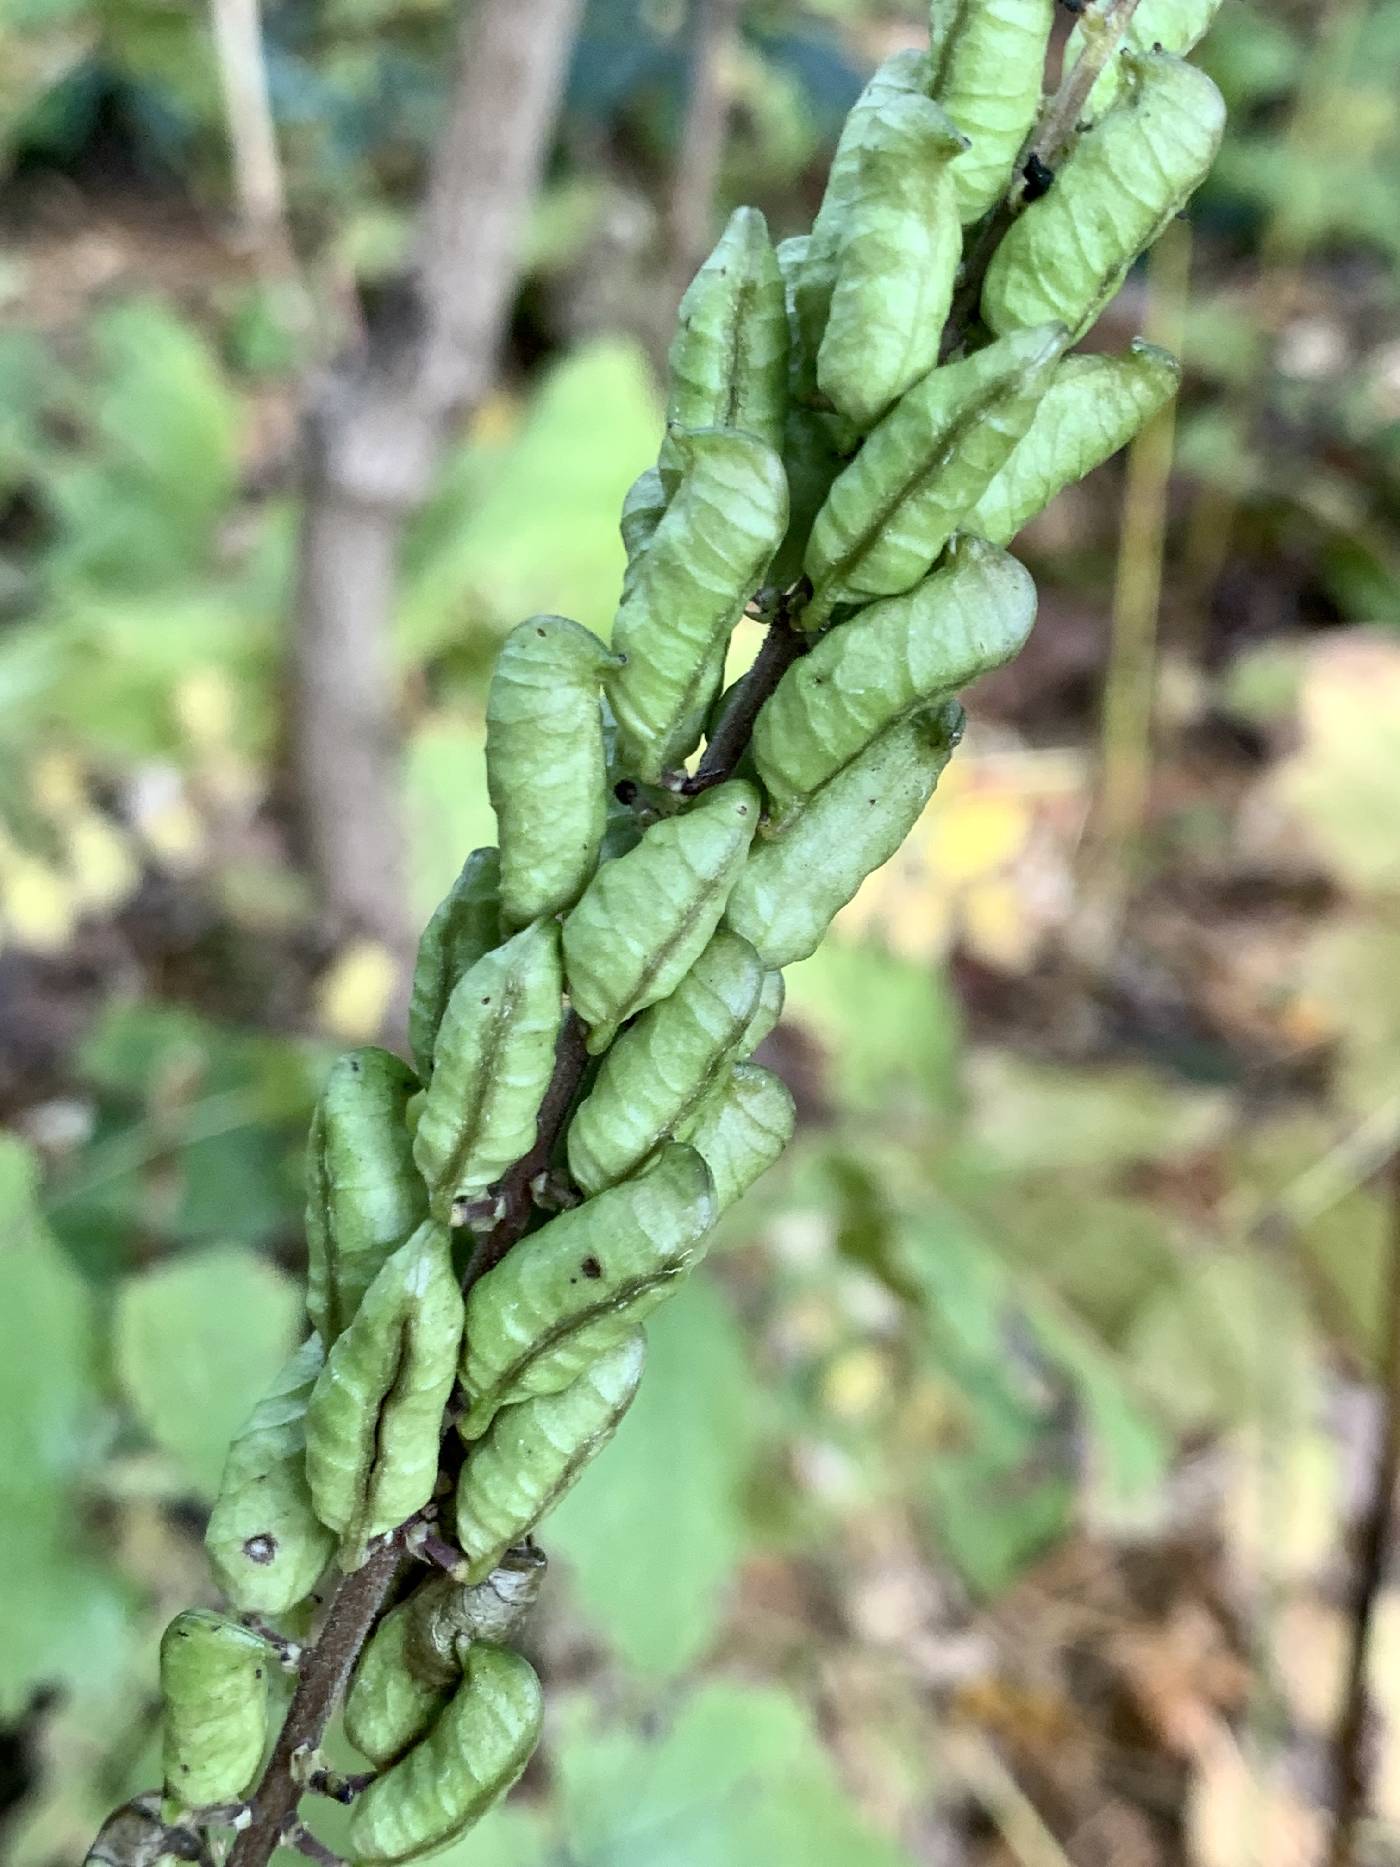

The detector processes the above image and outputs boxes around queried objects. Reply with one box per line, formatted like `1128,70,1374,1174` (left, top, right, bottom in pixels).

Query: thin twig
682,615,808,795
206,0,293,268
943,0,1144,357
286,1822,348,1867
1327,1143,1400,1867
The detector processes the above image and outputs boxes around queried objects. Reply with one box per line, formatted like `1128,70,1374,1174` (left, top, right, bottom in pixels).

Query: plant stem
942,0,1144,357
1327,1142,1400,1867
683,615,807,794
227,1539,403,1867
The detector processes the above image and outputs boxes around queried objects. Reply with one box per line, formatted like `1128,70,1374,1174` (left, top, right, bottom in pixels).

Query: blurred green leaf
783,938,960,1114
549,1278,759,1676
0,1136,132,1719
399,339,661,661
552,1681,913,1867
113,1243,301,1496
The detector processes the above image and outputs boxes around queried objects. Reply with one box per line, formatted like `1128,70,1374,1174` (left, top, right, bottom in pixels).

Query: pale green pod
770,235,855,590
459,1143,715,1436
345,1591,454,1769
816,94,966,431
741,968,785,1055
407,1547,548,1667
305,1048,427,1347
981,50,1226,343
606,430,788,782
408,848,502,1081
688,1062,796,1209
1066,0,1225,121
455,1334,644,1579
928,0,1057,223
793,50,935,374
802,324,1063,628
486,616,619,929
412,919,564,1219
755,535,1035,817
204,1335,335,1615
725,701,964,967
305,1221,464,1565
566,929,765,1195
561,781,760,1054
346,1645,543,1865
966,341,1181,545
659,206,789,476
618,465,669,606
159,1610,270,1813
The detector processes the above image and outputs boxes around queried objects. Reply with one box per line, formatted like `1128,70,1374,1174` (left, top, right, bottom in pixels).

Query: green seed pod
794,51,935,376
455,1334,644,1579
347,1644,543,1865
204,1335,336,1615
408,1546,548,1666
561,781,760,1055
459,1143,715,1436
305,1221,464,1565
159,1610,270,1813
566,929,764,1195
928,0,1057,223
966,341,1181,545
606,430,788,783
981,50,1226,343
346,1590,455,1770
816,94,967,431
659,206,789,476
408,848,503,1082
725,700,964,967
687,1062,796,1209
305,1049,428,1347
802,324,1063,628
618,466,669,606
755,535,1035,818
1066,0,1224,121
412,919,564,1220
486,616,619,930
741,967,785,1055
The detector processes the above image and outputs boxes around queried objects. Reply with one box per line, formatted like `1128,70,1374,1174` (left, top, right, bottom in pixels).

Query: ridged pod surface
304,1048,427,1346
661,206,789,470
486,616,619,929
455,1334,644,1578
726,701,964,967
966,342,1181,545
1066,0,1225,120
802,324,1063,626
566,929,765,1194
687,1062,796,1209
159,1611,270,1812
755,535,1035,816
407,847,502,1081
816,94,966,430
346,1645,543,1864
928,0,1057,222
982,51,1226,341
345,1592,455,1769
459,1144,715,1436
561,781,759,1054
412,919,563,1218
305,1221,464,1564
204,1335,335,1614
606,430,787,782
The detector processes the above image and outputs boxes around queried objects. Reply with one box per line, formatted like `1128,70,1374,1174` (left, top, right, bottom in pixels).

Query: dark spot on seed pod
482,995,491,1004
537,626,547,636
614,780,639,804
581,1256,603,1279
244,1534,277,1565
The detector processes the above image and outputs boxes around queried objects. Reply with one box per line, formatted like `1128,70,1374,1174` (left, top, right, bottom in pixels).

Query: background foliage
3,2,1400,1862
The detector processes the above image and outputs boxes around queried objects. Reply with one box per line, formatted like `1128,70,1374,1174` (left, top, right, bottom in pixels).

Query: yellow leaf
0,847,78,953
63,812,139,915
316,940,399,1042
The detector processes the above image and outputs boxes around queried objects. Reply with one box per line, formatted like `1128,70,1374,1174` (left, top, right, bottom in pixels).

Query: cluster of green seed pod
131,5,1227,1861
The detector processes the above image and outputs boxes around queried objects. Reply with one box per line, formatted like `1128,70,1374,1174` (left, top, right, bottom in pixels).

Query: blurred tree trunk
292,0,583,961
656,0,742,347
